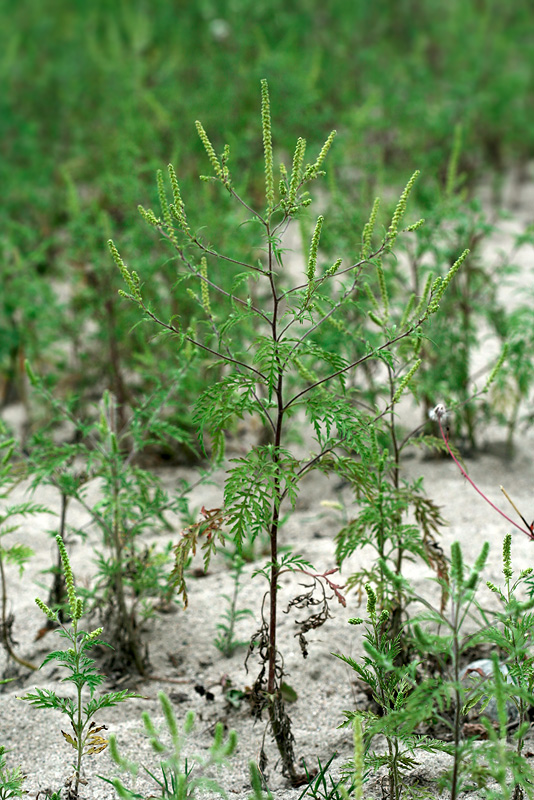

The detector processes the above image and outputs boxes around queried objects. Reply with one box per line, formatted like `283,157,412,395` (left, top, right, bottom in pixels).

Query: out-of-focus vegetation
1,0,533,442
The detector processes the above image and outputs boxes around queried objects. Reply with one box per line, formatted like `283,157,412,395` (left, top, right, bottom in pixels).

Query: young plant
0,746,25,800
297,753,349,800
214,551,254,658
337,541,517,799
408,541,492,799
19,534,138,800
471,655,534,800
111,80,464,782
104,690,237,799
248,761,274,800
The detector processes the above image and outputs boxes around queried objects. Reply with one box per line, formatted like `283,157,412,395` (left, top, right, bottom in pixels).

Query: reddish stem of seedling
438,419,534,540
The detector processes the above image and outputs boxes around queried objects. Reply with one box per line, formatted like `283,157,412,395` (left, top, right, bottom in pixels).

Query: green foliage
3,5,534,795
335,450,447,630
19,535,138,800
0,746,25,800
104,690,237,799
297,753,354,800
248,761,273,800
331,291,448,646
339,539,534,799
2,1,533,449
487,225,534,445
399,142,517,447
486,534,534,797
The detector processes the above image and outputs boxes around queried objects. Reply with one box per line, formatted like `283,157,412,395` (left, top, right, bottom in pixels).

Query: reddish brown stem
438,419,533,540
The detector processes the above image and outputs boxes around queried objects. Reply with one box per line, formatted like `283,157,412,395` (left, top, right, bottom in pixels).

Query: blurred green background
1,0,533,442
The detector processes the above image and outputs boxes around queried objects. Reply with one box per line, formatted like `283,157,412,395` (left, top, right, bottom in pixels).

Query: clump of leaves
0,745,25,800
104,690,237,799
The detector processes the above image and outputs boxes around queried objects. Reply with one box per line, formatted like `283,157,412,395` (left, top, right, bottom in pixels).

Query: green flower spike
392,359,422,405
288,137,306,207
195,121,222,178
35,597,57,621
361,197,381,260
56,535,78,619
199,257,211,317
260,79,275,215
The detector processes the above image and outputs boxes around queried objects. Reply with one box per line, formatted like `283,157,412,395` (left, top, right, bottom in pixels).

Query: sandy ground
2,172,534,799
2,419,534,800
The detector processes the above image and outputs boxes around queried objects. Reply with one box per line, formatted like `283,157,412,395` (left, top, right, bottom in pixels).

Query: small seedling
248,761,273,800
19,535,138,799
214,551,254,658
298,753,353,800
103,689,237,798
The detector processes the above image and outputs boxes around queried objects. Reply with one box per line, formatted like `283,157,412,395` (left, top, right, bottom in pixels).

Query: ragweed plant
370,543,495,799
111,80,465,782
103,690,237,799
401,126,518,448
19,535,138,800
337,542,523,799
408,542,491,799
469,655,534,800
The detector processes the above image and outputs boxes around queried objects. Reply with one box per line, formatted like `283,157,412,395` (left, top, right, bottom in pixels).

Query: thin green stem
74,619,83,798
450,596,462,800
